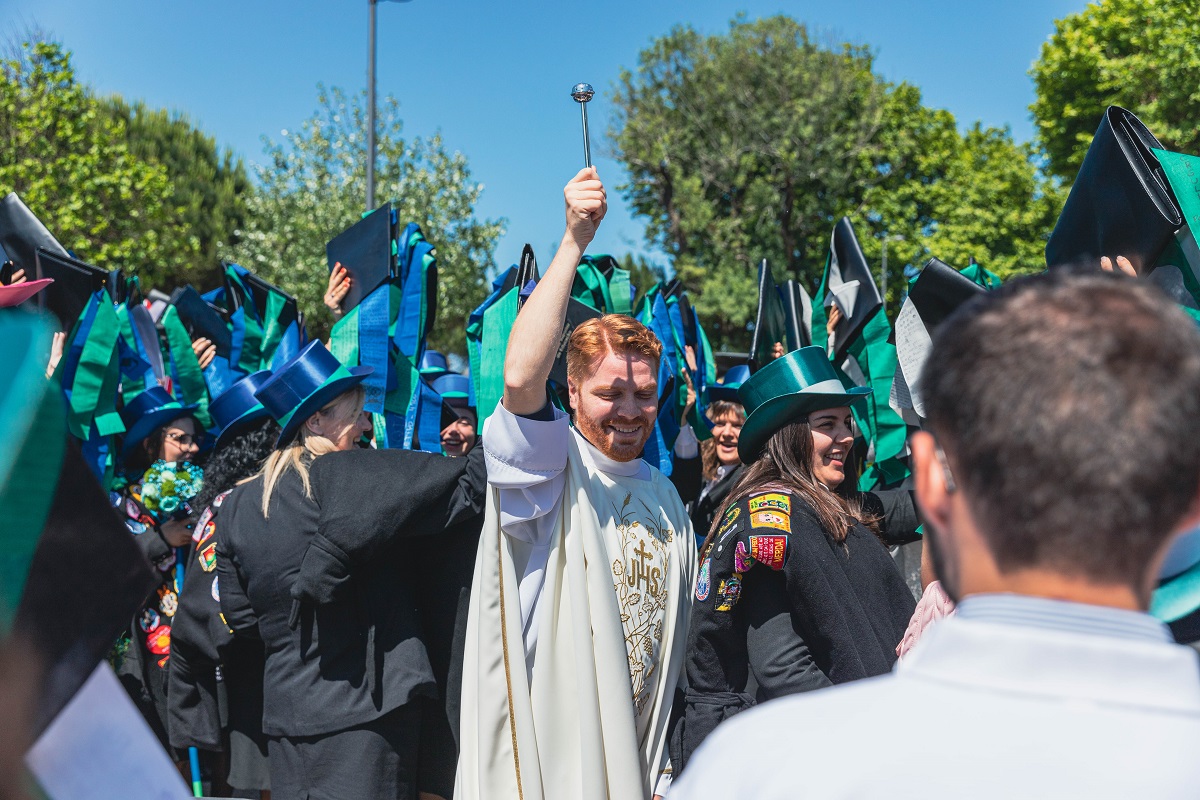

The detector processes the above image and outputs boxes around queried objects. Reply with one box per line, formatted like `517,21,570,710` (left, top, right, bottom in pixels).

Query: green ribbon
846,307,909,489
475,287,520,428
573,260,615,313
260,290,288,365
329,304,361,367
1152,148,1200,307
608,266,633,315
0,315,66,631
65,296,123,440
160,305,213,429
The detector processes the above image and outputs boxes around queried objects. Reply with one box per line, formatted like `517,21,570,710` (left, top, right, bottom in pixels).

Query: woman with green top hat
111,385,203,760
168,370,277,798
214,340,487,800
670,346,917,775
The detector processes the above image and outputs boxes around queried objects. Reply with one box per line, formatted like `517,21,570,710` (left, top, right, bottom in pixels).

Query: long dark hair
193,417,280,512
704,417,877,554
700,400,745,481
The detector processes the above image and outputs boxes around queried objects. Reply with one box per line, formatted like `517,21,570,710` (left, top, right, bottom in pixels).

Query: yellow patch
716,505,741,536
750,510,791,533
748,493,790,515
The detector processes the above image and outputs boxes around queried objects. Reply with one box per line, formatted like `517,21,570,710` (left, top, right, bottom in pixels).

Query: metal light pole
367,0,413,212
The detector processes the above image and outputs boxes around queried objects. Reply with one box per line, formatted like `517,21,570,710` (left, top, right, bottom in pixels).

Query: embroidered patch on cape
748,493,790,515
696,557,712,601
749,534,788,570
750,510,791,533
213,489,231,508
146,624,171,656
157,586,178,617
124,498,141,520
199,542,217,572
193,508,214,543
197,519,216,546
734,540,755,573
138,608,160,633
715,574,742,612
717,505,741,536
125,519,147,535
211,575,220,603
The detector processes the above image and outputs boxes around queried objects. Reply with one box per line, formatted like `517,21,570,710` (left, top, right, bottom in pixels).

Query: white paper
893,299,934,418
26,664,191,800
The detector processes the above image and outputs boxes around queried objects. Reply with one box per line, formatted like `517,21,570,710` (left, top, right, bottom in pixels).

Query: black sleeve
743,568,833,699
444,443,487,528
864,489,922,546
670,454,703,505
215,530,259,639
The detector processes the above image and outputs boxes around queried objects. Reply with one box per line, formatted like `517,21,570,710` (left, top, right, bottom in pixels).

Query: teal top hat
210,370,274,451
737,345,870,463
709,364,751,404
119,386,199,460
1150,529,1200,625
254,341,372,448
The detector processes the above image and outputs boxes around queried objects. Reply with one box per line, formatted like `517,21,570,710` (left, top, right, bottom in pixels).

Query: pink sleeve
896,580,955,660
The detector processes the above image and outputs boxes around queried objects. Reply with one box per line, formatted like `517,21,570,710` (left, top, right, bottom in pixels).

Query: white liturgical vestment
455,404,696,800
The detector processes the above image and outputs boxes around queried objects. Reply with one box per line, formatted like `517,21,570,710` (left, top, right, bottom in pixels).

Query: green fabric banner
260,290,288,365
1152,148,1200,308
845,307,909,489
329,304,361,367
65,297,123,440
160,305,212,429
608,267,633,315
475,288,520,429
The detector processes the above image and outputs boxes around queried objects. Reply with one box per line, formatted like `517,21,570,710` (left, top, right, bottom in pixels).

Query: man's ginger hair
566,314,663,385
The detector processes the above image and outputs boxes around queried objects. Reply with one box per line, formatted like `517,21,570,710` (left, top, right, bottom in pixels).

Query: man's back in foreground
674,270,1200,799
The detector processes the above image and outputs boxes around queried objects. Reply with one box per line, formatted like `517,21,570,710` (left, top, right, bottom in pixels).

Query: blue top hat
119,386,199,460
1151,529,1200,625
254,341,373,448
210,370,274,450
419,350,450,379
433,373,473,409
709,364,752,404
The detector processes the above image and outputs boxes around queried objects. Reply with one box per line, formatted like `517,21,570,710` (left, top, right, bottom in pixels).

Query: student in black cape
168,370,277,798
215,341,486,800
671,346,917,774
112,385,203,757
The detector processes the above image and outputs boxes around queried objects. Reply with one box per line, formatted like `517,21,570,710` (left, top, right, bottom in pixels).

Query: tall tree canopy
611,15,1062,347
228,85,505,351
0,41,197,285
1031,0,1200,180
103,98,252,289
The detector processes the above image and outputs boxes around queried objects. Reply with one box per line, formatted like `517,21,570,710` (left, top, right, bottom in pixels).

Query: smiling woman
670,346,917,775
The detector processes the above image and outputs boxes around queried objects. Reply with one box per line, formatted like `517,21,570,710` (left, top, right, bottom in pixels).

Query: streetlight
367,0,414,211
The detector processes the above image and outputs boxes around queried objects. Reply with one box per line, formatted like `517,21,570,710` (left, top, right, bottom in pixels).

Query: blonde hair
257,386,366,517
566,314,663,386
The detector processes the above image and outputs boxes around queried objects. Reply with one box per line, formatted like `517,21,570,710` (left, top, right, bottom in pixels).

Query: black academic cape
670,457,746,544
671,488,916,773
216,446,485,740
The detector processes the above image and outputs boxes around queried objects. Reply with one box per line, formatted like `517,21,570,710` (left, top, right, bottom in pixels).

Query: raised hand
325,263,352,320
564,167,607,249
191,337,217,370
1100,255,1138,277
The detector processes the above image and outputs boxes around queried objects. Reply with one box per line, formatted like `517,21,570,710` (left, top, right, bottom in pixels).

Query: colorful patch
748,534,789,570
108,491,122,508
715,574,743,612
146,624,171,656
125,498,142,520
198,542,217,572
211,575,220,602
750,510,791,533
716,506,742,539
212,489,231,509
155,551,177,572
193,508,214,543
138,608,160,633
734,541,755,573
695,557,712,601
125,518,147,535
157,655,170,669
197,519,217,546
748,493,791,515
157,586,178,617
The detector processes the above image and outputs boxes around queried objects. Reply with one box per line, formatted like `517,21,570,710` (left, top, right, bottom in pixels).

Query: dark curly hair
193,417,280,512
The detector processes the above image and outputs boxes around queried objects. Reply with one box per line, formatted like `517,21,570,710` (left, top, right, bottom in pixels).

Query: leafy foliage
1031,0,1200,179
0,41,197,285
103,97,252,289
227,85,505,351
610,15,1062,348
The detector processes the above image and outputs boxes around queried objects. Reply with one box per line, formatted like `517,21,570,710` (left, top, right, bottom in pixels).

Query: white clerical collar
572,426,650,480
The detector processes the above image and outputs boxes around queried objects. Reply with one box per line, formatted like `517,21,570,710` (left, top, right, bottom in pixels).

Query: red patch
748,534,788,570
146,624,171,656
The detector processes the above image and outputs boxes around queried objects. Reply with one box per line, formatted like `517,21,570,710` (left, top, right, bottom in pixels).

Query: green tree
228,84,505,352
0,41,197,285
611,16,1061,348
102,98,252,289
1031,0,1200,180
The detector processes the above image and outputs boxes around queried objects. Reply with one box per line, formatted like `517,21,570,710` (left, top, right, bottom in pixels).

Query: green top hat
737,345,870,463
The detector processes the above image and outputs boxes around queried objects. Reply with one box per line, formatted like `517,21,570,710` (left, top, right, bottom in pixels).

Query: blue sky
4,0,1088,276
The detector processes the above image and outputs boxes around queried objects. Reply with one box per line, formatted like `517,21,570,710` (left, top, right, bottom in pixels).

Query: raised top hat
119,386,199,460
419,350,450,379
432,373,473,409
709,364,751,404
737,345,870,463
254,340,372,448
210,370,274,450
0,278,52,308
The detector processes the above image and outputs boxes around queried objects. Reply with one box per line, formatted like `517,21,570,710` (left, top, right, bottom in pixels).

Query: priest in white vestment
455,168,696,800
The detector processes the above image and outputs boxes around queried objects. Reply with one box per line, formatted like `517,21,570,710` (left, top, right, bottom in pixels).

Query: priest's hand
1100,255,1138,277
563,167,607,249
325,263,352,320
